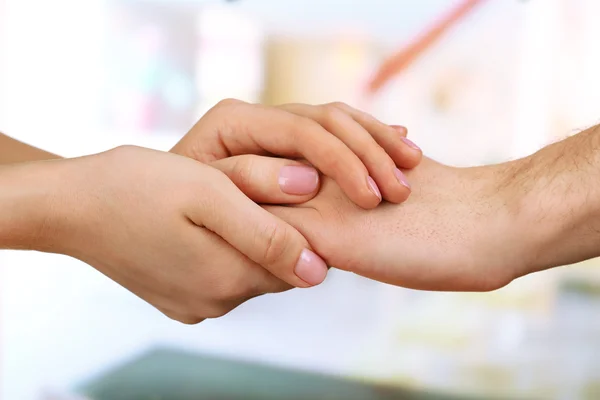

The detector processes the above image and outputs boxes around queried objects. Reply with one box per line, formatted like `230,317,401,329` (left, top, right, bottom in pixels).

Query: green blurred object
78,348,471,400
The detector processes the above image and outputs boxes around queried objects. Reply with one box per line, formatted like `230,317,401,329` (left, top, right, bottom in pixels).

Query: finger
328,102,422,169
210,155,320,204
390,125,408,137
207,102,383,209
171,98,247,163
201,229,293,296
280,103,411,204
263,204,338,275
199,227,293,297
185,228,292,318
186,166,329,288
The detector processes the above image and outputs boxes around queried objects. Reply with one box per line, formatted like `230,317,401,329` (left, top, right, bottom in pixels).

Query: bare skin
269,125,600,291
0,100,420,323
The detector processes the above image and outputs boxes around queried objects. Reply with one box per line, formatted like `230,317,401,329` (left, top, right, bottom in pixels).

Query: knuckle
323,151,352,174
319,104,345,124
189,169,228,211
327,101,349,111
216,98,244,108
231,156,256,189
323,154,341,170
259,222,291,268
201,166,231,191
288,122,307,145
372,148,397,169
354,138,392,168
287,114,310,138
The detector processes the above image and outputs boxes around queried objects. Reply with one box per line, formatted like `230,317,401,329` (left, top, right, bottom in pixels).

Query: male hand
268,157,531,292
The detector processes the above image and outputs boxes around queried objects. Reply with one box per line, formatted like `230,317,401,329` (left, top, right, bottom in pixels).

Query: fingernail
367,176,382,201
394,168,411,189
401,136,421,151
278,165,319,195
390,125,407,135
295,249,328,286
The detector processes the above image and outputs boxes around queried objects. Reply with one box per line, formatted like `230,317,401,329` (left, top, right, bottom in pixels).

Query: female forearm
0,133,61,164
0,161,62,250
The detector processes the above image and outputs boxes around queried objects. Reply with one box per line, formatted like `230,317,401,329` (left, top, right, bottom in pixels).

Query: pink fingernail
390,125,407,135
367,176,382,201
295,249,328,286
394,168,411,189
278,165,319,195
401,136,421,151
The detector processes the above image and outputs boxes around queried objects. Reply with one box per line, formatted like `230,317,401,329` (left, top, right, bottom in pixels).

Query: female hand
172,99,422,209
3,146,331,323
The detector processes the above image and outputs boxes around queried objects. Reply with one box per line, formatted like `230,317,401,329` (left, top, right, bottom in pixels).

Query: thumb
210,155,320,204
186,166,328,288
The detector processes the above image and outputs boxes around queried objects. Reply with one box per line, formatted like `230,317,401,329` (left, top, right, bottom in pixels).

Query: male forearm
0,133,61,164
507,124,600,274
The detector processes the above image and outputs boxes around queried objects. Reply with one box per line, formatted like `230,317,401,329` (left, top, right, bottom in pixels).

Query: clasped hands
44,99,527,324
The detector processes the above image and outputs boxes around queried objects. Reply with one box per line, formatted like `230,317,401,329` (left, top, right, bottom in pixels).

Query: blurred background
2,0,600,398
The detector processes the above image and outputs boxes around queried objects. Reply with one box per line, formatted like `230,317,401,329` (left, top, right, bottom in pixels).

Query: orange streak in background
365,0,490,96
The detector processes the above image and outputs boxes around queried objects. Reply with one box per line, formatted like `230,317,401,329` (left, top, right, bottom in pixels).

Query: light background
2,1,600,399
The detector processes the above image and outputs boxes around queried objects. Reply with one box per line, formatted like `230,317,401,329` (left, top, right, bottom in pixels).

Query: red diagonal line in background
365,0,490,96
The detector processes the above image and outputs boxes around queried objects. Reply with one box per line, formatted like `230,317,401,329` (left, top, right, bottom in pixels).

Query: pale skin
0,100,421,324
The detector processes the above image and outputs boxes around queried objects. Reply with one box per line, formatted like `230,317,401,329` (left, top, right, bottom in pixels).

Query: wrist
0,161,66,251
495,152,600,278
452,163,538,286
483,160,543,279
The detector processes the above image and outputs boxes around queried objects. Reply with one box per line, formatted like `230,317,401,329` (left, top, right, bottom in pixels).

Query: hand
172,99,422,209
268,157,530,292
33,146,331,323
